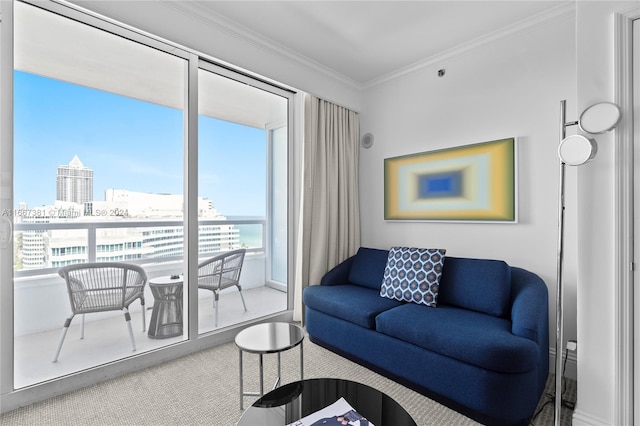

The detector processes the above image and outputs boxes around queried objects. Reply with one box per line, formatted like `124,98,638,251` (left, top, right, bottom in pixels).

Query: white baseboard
549,347,577,381
572,408,609,426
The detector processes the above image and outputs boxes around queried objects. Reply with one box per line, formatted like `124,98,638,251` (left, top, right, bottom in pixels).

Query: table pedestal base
238,343,304,410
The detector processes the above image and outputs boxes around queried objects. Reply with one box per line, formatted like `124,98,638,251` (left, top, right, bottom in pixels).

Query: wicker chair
53,262,147,362
198,248,247,327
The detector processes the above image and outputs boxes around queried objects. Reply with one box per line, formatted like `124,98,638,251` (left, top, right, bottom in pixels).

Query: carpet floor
1,334,576,425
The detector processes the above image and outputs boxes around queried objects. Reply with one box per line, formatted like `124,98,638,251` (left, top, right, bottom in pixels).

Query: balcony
12,218,288,389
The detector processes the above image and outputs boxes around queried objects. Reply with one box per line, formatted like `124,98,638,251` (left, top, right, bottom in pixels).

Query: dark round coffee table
237,377,417,426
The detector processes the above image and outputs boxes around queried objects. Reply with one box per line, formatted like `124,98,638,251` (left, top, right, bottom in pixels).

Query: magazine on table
285,397,373,426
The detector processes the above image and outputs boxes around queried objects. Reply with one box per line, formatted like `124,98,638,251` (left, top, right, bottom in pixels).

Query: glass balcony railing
13,218,266,278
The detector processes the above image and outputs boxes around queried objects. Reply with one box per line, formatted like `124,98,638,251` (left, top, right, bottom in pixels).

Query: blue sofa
303,247,549,426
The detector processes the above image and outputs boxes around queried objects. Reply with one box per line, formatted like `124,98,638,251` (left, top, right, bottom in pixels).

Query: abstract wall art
384,137,517,222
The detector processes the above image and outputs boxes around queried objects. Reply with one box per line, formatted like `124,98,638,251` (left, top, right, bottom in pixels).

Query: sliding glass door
2,0,293,399
12,1,188,386
197,64,289,334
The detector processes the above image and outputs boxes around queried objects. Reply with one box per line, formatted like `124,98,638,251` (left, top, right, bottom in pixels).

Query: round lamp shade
578,102,621,134
558,134,598,166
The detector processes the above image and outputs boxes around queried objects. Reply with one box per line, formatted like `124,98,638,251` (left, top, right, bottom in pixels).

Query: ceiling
188,1,570,87
15,1,570,130
15,1,288,129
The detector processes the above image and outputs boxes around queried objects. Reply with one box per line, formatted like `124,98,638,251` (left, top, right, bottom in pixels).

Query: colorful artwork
384,138,517,222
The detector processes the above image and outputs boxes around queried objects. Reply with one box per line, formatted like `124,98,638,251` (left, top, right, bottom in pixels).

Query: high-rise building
36,190,241,269
56,155,93,204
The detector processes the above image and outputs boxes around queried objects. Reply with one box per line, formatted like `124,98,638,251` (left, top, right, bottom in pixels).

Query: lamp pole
555,100,567,426
554,100,567,426
555,100,579,426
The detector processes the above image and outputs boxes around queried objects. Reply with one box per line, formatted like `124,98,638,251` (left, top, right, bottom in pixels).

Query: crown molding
363,1,576,89
158,0,362,91
159,1,574,92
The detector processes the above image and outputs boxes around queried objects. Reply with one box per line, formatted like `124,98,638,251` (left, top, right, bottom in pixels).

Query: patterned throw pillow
380,247,446,307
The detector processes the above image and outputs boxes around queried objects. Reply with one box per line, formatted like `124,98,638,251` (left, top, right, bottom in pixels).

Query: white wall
359,13,577,375
574,2,638,425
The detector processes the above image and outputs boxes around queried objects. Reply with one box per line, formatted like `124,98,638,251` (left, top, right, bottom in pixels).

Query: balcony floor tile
14,286,286,388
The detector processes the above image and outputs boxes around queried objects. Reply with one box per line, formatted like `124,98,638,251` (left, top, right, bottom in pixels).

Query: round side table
148,275,183,339
235,322,304,410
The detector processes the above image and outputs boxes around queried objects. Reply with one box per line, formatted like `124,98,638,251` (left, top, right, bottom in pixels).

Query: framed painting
384,137,517,222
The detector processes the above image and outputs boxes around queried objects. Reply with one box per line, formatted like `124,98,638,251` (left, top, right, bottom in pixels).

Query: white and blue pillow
380,246,446,307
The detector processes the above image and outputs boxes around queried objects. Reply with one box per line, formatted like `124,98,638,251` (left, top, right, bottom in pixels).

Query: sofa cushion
437,257,511,317
380,247,446,307
376,303,537,373
303,284,403,329
347,247,390,290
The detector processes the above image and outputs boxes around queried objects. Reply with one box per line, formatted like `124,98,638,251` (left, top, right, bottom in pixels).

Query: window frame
0,0,297,412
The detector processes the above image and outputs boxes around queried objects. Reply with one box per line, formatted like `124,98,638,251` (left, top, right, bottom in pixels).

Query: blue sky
14,71,266,217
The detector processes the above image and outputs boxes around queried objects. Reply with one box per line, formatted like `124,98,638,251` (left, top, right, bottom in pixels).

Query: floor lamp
554,99,621,426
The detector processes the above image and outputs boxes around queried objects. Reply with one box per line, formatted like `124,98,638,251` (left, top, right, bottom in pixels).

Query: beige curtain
294,94,361,322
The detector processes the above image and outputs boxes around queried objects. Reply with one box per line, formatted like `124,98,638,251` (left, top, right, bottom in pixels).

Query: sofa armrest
509,267,549,344
510,266,550,397
319,256,355,286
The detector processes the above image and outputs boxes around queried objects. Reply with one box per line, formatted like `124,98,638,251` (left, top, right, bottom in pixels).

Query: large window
2,0,293,401
12,1,188,386
197,65,288,334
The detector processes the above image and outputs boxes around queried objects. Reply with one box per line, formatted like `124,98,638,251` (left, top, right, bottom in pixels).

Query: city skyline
14,70,267,217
